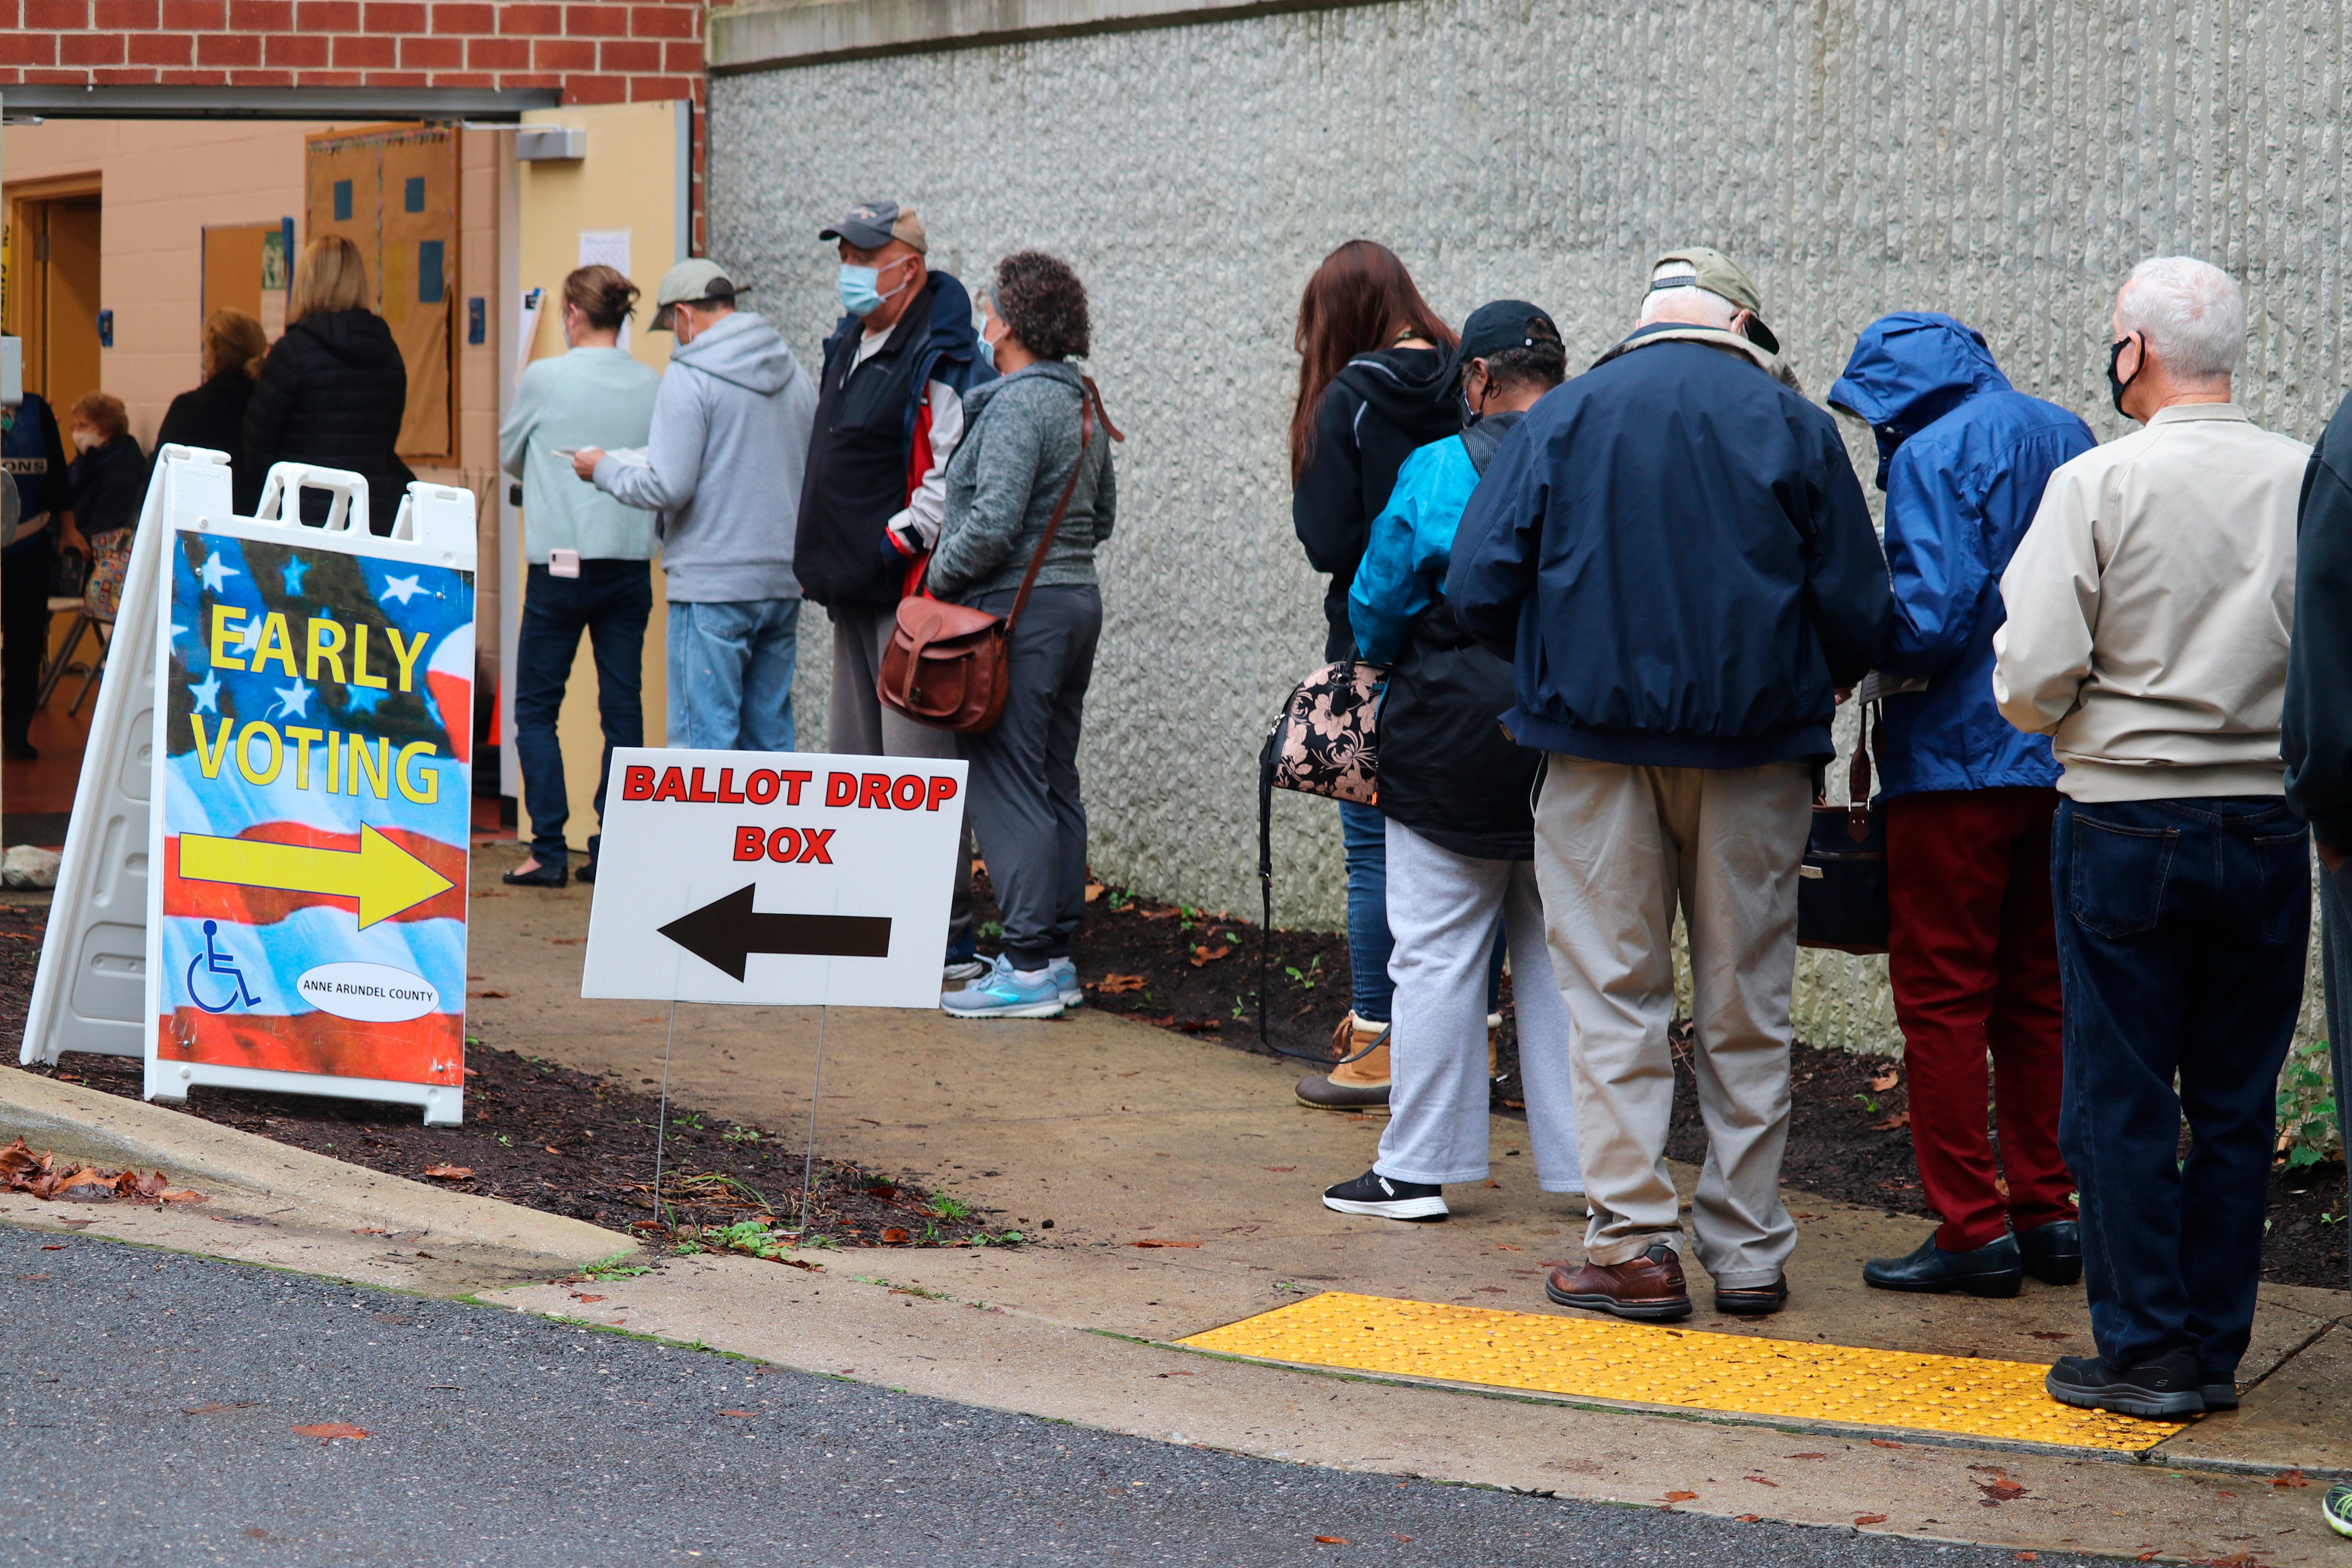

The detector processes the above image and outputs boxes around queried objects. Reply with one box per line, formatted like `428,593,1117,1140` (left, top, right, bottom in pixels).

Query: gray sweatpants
829,602,973,950
1532,755,1810,1289
1375,819,1582,1193
961,584,1100,971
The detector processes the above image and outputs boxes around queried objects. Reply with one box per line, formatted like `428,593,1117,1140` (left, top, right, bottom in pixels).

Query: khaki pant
1532,755,1810,1288
829,603,974,949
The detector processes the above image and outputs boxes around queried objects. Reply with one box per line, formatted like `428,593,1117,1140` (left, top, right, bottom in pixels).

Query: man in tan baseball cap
1645,245,1780,354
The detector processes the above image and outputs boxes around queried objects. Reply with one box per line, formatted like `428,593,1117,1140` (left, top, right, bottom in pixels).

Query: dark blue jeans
2321,860,2352,1297
2053,796,2310,1381
514,561,652,867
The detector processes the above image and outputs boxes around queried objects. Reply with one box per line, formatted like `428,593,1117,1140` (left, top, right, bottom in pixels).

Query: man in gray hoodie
574,259,818,750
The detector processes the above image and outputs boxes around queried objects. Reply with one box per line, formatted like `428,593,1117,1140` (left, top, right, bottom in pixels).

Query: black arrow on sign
656,884,893,981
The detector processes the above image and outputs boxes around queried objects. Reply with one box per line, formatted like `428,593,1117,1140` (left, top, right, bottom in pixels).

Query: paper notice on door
579,230,632,352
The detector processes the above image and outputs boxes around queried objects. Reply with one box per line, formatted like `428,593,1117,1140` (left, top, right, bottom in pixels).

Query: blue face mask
838,257,914,319
973,316,1003,370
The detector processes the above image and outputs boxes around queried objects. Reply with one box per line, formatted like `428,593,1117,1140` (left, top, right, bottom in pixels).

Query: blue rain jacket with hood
1827,313,2096,800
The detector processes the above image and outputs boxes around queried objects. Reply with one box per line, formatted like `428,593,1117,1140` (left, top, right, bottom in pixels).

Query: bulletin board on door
303,125,457,463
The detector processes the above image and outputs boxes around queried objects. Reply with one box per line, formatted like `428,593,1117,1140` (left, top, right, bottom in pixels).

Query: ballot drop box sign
154,483,474,1112
582,750,966,1008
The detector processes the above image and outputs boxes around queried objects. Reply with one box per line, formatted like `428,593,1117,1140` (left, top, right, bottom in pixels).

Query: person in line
157,308,269,464
1289,239,1461,1109
0,390,73,759
2286,381,2352,1552
1321,300,1582,1222
1999,257,2310,1422
931,254,1118,1020
243,234,416,533
575,259,816,752
498,265,661,888
795,201,993,986
1828,314,2096,1298
1450,247,1891,1321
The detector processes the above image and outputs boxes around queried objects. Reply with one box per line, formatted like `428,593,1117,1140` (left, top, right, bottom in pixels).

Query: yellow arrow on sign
178,826,454,929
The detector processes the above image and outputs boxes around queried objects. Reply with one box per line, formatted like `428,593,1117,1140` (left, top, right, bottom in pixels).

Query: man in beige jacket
1993,256,2310,1423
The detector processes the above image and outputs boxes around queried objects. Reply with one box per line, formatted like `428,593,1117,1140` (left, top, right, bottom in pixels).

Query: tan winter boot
1488,1011,1503,1080
1296,1012,1392,1109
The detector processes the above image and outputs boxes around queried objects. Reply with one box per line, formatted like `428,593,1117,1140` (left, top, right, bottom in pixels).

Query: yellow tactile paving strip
1178,1292,2185,1452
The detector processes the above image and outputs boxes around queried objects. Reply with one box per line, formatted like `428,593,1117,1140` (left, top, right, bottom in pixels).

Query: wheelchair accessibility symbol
186,918,262,1014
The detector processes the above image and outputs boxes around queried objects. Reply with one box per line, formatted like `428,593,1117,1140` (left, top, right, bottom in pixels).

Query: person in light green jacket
497,265,661,888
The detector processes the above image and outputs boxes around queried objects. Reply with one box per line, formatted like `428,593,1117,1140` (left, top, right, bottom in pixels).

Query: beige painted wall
514,100,687,854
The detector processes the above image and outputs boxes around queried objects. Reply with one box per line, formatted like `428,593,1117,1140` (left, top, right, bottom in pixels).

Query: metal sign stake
651,996,678,1231
796,1005,828,1238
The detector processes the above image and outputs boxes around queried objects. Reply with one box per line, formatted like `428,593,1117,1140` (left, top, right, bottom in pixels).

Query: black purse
1797,705,1889,955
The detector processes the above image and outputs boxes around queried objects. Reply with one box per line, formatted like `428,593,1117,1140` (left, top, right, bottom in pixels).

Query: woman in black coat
243,234,416,533
156,308,269,466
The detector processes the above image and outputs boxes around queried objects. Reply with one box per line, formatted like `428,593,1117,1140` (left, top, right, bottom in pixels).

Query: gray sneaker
944,954,991,984
1048,956,1082,1007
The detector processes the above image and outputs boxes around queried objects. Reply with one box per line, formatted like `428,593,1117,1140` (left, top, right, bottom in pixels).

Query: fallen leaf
880,1228,911,1243
183,1400,256,1414
2016,1555,2040,1562
468,990,509,999
1664,1491,1699,1502
1262,1167,1297,1174
1747,1476,1780,1487
718,1410,755,1418
2140,1555,2158,1562
1131,1239,1201,1248
1871,1110,1911,1132
1095,974,1147,994
1154,1370,1196,1378
1871,1065,1900,1092
1856,1515,1889,1526
423,1164,474,1180
39,1244,64,1250
1495,1244,1523,1252
290,1421,368,1443
1484,1180,1503,1189
1313,1538,1348,1546
1980,1478,2027,1502
1869,1438,1904,1448
1187,944,1232,968
15,1271,47,1281
544,1146,563,1156
570,1293,606,1304
1737,1514,1762,1523
1084,882,1105,902
1476,1286,1508,1294
2273,1470,2310,1488
1787,1452,1827,1459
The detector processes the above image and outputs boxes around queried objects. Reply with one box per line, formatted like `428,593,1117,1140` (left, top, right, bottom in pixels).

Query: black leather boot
1862,1231,2023,1297
2018,1220,2083,1286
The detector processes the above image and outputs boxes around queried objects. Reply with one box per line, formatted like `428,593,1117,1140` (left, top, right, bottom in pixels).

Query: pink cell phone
549,549,581,578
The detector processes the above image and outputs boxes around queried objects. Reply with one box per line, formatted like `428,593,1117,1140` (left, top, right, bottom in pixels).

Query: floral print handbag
1254,659,1386,1058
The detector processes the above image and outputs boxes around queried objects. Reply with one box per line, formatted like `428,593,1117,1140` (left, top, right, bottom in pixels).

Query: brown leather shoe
1544,1241,1692,1321
1714,1276,1789,1316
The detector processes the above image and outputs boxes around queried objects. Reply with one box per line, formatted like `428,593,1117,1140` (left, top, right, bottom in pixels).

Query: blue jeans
2053,796,2309,1381
1340,800,1395,1021
2321,860,2352,1296
513,561,651,866
667,598,799,752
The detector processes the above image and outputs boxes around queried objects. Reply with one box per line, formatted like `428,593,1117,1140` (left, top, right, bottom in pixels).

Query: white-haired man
1996,256,2310,1422
1450,247,1892,1321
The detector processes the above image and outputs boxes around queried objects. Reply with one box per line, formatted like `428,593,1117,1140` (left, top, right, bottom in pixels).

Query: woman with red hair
1289,240,1460,1110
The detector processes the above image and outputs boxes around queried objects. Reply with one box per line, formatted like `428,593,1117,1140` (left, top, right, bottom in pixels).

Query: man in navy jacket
1449,247,1891,1322
1829,313,2096,1300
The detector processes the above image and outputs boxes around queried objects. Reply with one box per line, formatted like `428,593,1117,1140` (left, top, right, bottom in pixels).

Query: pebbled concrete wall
710,0,2350,1050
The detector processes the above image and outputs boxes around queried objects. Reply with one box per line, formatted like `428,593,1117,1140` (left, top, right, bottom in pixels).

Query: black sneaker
2045,1348,2204,1419
1321,1169,1447,1221
2201,1381,2240,1411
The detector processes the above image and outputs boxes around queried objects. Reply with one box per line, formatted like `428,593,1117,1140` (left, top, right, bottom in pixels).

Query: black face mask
2107,334,2142,416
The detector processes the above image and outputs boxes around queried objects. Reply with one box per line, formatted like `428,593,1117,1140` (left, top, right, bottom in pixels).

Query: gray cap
649,258,737,332
819,200,928,255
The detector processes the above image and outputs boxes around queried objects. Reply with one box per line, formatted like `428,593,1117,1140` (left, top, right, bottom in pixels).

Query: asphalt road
0,1222,2101,1568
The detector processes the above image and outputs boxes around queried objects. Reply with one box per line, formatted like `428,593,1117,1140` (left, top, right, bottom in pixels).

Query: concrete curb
0,1068,633,1270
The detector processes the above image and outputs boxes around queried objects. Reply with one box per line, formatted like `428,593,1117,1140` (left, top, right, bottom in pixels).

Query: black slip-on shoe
2200,1381,2240,1411
2044,1348,2204,1419
1321,1169,1446,1221
2018,1220,2083,1286
1862,1232,2023,1297
575,859,598,886
502,860,566,888
3,739,36,762
1715,1276,1789,1316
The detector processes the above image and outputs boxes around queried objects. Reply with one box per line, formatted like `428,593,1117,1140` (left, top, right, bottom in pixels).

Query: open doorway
8,181,104,417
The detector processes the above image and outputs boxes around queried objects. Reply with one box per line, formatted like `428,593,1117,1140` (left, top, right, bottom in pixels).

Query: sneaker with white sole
1321,1169,1448,1221
1049,956,1082,1007
943,954,991,984
2323,1483,2352,1539
942,954,1066,1020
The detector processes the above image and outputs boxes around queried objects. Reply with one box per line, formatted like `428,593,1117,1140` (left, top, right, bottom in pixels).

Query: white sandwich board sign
580,748,967,1009
20,448,479,1125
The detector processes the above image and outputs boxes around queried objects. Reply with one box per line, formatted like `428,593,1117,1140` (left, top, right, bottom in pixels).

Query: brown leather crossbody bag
879,375,1121,733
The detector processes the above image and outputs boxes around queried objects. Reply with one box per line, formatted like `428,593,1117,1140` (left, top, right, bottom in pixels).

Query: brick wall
0,0,707,240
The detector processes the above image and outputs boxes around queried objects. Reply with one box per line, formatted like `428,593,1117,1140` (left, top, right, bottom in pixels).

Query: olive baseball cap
1649,245,1779,354
820,200,929,256
649,258,738,332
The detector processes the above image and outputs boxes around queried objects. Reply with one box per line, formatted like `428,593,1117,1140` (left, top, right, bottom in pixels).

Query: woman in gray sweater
931,252,1119,1019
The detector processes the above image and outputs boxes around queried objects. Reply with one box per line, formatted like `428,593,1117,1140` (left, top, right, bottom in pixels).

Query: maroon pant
1885,787,2076,1251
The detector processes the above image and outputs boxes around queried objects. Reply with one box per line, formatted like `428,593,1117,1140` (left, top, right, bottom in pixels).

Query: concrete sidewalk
461,851,2351,1555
